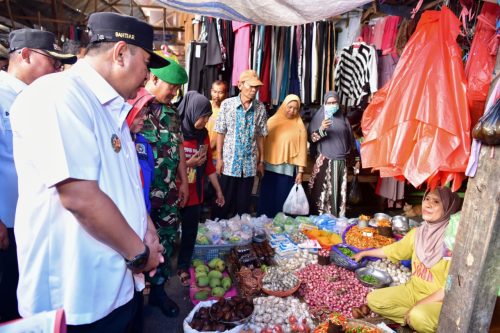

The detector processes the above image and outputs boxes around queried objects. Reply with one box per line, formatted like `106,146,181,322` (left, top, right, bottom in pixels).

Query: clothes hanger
353,36,364,48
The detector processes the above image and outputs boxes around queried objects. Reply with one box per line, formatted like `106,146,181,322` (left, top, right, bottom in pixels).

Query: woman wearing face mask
353,187,461,333
308,91,360,217
257,94,307,218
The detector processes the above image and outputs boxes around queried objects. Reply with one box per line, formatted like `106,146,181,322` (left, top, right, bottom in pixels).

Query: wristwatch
125,244,150,271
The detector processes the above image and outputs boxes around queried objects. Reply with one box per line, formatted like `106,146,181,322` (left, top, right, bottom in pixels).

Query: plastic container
330,244,367,271
193,239,252,261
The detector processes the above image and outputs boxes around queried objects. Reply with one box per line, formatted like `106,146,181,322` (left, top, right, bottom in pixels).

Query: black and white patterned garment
334,42,378,107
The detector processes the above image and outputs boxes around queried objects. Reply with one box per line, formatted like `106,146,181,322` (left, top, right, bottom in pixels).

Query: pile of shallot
296,264,370,320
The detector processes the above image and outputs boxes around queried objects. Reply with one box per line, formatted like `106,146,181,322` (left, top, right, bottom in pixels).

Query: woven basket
261,280,301,297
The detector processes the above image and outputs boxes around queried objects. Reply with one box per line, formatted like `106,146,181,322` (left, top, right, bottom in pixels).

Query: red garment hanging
360,7,471,192
465,2,500,127
259,26,272,104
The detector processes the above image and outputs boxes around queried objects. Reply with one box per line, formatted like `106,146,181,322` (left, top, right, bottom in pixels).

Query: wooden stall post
437,53,500,332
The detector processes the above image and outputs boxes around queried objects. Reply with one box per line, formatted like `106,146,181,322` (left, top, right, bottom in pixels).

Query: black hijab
178,91,213,142
308,91,353,160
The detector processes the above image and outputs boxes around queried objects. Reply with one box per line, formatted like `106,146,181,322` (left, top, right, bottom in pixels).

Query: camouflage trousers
148,189,180,285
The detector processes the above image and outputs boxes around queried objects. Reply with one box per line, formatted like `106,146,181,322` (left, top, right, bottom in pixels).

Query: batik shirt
141,101,183,228
214,95,268,177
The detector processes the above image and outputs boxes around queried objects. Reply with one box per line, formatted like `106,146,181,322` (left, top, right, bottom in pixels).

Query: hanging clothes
311,23,319,104
372,17,387,50
220,20,235,92
465,2,500,127
259,26,272,104
289,26,300,97
303,24,313,105
336,12,362,55
231,21,251,86
334,42,378,107
279,28,291,103
381,16,402,56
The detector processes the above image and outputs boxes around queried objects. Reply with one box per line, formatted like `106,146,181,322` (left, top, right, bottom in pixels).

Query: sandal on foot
177,270,191,287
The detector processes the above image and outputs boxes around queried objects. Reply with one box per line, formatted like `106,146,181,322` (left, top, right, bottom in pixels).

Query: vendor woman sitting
353,186,461,333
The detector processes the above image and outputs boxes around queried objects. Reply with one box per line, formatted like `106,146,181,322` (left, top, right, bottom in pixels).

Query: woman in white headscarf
354,186,461,333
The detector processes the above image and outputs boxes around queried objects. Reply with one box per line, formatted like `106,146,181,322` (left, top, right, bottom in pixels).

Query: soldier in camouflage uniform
141,59,189,318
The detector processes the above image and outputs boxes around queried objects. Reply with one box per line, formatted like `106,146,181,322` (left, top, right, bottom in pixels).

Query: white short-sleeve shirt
10,60,147,325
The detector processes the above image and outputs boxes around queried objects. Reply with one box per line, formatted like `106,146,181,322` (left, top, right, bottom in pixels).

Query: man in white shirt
0,28,76,323
10,13,167,332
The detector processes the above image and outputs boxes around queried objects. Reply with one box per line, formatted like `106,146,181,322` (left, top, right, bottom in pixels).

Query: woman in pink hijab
353,187,461,333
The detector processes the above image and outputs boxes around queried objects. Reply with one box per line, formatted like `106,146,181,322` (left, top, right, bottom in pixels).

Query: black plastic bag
472,98,500,146
348,175,362,205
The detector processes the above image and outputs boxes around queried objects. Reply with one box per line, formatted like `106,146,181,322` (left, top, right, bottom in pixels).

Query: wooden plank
5,0,16,28
11,14,74,24
438,41,500,333
51,0,59,39
437,144,500,332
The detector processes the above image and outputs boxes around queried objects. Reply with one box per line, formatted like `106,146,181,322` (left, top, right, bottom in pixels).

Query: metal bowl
409,219,422,228
374,213,392,222
391,215,410,234
355,267,392,288
369,213,392,227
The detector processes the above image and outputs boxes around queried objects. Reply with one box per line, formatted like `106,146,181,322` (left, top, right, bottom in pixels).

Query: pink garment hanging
361,7,471,192
231,21,251,86
360,25,374,45
464,2,500,127
372,17,387,50
381,16,401,56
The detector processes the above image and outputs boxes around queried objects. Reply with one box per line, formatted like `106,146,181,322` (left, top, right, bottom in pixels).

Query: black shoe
149,284,180,318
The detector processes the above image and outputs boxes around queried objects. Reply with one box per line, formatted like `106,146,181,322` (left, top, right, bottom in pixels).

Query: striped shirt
334,42,378,106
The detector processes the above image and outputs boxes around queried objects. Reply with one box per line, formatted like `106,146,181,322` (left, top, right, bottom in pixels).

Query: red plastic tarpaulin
360,7,471,192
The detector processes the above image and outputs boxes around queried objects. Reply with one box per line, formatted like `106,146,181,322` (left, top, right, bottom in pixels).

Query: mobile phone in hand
198,144,208,157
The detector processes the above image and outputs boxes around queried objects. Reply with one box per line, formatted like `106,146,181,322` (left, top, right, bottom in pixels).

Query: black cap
87,12,168,69
9,29,77,64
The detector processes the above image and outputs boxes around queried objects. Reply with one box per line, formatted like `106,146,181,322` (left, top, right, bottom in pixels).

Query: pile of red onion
296,264,371,320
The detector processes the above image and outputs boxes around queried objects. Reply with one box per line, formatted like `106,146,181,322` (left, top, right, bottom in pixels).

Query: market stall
182,211,424,333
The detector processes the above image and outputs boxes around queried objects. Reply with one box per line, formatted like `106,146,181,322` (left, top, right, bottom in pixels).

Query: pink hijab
126,87,154,127
414,187,461,268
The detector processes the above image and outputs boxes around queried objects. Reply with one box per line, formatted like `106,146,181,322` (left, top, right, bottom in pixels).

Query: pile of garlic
276,249,317,272
367,258,412,286
251,296,314,332
262,266,299,291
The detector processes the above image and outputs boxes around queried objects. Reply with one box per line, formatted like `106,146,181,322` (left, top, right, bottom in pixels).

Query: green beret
150,59,188,85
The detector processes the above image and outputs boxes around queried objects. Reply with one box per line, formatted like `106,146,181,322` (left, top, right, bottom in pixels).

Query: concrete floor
141,240,195,333
142,277,194,333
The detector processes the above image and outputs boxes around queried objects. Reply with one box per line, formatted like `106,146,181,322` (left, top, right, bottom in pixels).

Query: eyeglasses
29,49,63,70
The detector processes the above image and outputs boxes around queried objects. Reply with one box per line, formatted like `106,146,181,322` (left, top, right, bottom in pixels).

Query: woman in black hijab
308,91,360,217
176,91,225,286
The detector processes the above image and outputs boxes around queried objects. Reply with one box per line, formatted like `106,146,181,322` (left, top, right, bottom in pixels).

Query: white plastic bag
282,184,309,216
183,300,243,333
